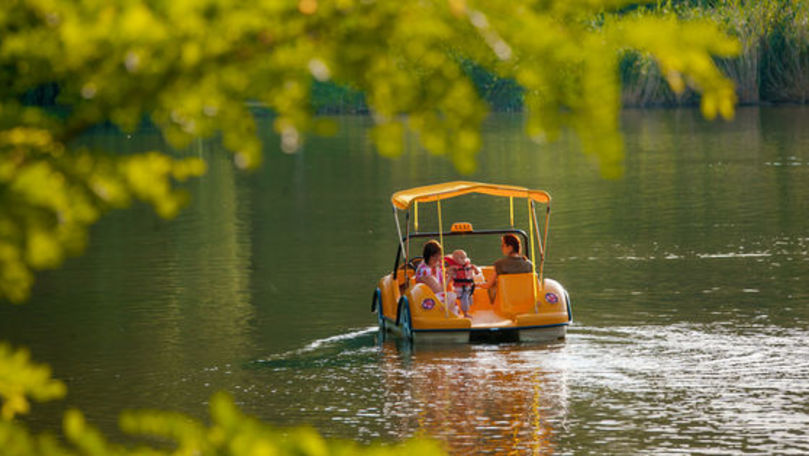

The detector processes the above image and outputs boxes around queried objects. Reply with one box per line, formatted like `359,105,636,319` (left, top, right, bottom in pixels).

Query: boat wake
253,326,378,365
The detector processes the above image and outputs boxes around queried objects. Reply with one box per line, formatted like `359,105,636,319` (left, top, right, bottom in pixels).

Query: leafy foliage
0,344,65,420
0,0,740,301
315,1,809,111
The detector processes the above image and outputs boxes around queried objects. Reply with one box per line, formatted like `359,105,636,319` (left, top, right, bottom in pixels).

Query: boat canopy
391,181,551,210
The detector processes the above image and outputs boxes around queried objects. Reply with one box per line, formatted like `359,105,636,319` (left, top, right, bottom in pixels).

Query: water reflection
0,132,255,427
378,341,568,455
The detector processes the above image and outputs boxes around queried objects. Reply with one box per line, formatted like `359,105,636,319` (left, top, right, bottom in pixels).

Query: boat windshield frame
392,229,529,279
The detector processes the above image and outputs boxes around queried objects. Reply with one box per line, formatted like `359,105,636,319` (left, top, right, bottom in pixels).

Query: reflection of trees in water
85,135,255,381
3,133,255,423
378,341,568,455
168,139,253,362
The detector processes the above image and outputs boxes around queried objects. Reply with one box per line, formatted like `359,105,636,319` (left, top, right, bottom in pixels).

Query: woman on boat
479,234,533,299
415,240,458,310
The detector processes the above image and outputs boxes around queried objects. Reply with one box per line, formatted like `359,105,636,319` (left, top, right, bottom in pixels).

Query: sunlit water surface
1,107,808,454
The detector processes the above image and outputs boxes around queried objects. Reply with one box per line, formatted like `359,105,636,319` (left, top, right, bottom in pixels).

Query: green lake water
1,107,808,454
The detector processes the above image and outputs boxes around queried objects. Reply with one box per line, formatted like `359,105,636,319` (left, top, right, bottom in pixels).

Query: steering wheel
405,256,423,271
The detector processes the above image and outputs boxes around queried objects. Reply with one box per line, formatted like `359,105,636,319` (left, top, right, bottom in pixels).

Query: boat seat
493,272,540,318
396,269,416,288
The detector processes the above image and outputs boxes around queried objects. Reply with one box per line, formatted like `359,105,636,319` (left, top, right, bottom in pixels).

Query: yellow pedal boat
372,181,572,343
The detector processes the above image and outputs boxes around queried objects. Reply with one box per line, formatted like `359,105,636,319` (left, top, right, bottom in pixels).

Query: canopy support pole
509,197,514,227
531,203,544,267
437,200,449,318
414,201,419,232
393,207,407,272
528,200,538,313
404,210,411,287
539,205,551,287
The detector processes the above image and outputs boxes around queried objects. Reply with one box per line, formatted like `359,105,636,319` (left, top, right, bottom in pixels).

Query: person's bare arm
479,271,497,289
417,274,443,293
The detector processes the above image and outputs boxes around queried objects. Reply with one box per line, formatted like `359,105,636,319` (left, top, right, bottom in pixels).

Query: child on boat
446,249,482,318
415,240,457,310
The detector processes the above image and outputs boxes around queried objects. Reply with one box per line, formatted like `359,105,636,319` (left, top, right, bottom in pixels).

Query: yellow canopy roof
391,181,551,210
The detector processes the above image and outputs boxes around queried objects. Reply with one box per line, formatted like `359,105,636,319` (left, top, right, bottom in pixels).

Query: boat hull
374,271,572,345
380,317,568,344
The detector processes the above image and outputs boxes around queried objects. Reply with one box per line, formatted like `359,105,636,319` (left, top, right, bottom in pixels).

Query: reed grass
460,61,524,112
760,1,809,102
620,50,687,106
621,0,809,107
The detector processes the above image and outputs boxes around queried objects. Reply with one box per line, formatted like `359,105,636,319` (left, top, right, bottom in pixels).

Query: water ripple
561,324,809,454
240,322,809,454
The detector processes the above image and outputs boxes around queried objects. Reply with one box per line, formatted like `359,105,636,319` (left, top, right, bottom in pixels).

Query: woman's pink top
415,262,444,286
